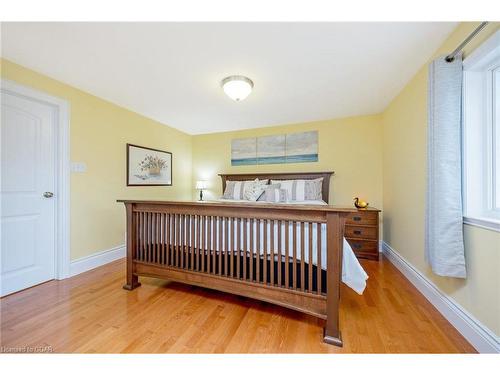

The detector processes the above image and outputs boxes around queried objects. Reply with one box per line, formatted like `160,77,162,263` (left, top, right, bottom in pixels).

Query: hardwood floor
0,256,475,353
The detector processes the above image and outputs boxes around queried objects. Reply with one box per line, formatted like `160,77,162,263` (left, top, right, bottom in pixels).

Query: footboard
118,200,351,346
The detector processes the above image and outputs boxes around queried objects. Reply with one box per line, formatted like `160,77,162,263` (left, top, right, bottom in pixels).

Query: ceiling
1,22,457,135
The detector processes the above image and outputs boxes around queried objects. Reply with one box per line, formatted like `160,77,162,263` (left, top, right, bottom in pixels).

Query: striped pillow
270,178,323,201
264,188,288,203
222,179,269,200
257,183,281,201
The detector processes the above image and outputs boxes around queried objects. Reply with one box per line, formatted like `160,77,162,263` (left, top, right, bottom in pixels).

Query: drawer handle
353,216,362,221
354,230,362,235
353,244,362,249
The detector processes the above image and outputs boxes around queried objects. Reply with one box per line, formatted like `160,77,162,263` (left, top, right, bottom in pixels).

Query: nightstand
344,208,381,260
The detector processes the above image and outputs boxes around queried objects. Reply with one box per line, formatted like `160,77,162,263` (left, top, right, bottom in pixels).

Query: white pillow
270,178,323,201
222,179,268,200
243,179,267,201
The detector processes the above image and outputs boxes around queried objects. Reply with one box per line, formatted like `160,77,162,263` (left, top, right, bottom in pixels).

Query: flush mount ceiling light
221,75,254,101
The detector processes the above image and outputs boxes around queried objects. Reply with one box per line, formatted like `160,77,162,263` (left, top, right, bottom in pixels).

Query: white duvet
211,199,369,294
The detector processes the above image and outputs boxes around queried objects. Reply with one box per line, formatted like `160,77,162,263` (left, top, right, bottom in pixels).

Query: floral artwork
139,155,168,176
127,144,172,186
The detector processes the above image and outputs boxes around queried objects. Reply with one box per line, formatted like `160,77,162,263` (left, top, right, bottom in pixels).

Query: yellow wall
1,58,193,260
382,22,500,336
192,115,383,214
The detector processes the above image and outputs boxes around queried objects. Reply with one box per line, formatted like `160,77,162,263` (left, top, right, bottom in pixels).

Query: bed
118,171,367,346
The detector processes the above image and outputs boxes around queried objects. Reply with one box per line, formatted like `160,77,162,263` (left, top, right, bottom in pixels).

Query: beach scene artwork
231,131,318,166
231,137,257,166
256,134,286,164
285,131,318,163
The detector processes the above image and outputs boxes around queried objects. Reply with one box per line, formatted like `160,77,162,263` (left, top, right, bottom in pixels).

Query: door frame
1,79,71,280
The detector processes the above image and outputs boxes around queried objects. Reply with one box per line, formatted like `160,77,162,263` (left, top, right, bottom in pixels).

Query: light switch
71,162,87,173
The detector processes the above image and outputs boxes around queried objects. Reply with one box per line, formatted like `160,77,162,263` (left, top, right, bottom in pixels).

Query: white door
1,90,56,296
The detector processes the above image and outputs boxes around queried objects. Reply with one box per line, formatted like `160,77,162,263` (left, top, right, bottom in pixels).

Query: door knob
43,192,54,198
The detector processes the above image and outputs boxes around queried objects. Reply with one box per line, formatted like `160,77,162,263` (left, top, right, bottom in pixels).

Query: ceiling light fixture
221,75,254,101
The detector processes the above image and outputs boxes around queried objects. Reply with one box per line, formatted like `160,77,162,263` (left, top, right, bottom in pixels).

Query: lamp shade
196,180,207,190
221,75,254,101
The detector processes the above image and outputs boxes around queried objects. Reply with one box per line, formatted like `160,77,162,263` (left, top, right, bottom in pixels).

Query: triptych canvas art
231,131,318,166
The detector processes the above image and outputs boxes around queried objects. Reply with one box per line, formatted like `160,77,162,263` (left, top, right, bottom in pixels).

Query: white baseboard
382,241,500,353
70,244,125,277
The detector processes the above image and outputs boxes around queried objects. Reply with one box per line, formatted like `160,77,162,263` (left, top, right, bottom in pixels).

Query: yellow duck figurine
353,197,369,209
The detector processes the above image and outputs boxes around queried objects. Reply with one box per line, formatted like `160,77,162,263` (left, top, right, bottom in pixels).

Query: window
462,30,500,231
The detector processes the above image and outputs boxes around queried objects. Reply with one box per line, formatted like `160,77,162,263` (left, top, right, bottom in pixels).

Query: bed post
323,212,345,346
123,202,141,291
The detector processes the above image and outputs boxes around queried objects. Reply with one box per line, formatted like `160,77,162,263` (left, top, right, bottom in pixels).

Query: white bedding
220,198,329,206
213,198,369,294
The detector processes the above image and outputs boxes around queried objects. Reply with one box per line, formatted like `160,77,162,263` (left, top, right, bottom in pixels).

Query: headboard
218,171,334,203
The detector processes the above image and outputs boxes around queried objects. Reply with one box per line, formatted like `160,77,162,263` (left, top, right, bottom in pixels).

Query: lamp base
199,190,203,201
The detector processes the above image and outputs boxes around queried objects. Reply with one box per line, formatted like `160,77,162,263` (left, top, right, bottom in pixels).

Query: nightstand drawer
345,226,377,240
345,211,378,226
346,239,379,260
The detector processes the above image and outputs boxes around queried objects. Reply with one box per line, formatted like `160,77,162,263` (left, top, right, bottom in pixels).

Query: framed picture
230,131,318,166
126,143,172,186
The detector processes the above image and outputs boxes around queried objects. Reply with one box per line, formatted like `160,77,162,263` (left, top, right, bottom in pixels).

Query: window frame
462,30,500,232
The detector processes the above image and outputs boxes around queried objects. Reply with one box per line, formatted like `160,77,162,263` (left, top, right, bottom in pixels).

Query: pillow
270,178,323,201
222,179,268,200
243,179,267,201
264,188,289,203
257,183,280,201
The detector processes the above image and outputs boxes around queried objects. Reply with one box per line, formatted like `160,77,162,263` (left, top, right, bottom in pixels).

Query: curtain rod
445,22,489,62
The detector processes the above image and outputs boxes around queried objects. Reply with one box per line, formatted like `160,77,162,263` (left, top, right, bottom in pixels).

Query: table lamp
196,180,207,201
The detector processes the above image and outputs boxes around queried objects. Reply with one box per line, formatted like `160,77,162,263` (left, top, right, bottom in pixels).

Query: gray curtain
425,54,466,278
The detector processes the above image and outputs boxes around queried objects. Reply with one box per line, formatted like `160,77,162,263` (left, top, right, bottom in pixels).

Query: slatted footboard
118,200,353,346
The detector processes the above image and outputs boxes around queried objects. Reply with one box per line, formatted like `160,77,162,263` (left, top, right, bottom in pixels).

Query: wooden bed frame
118,171,356,346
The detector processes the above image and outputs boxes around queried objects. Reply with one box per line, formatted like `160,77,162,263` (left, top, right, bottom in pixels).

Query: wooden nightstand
344,208,381,261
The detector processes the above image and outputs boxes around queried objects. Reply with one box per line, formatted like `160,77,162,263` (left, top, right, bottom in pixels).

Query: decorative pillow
304,178,324,200
264,188,289,203
257,183,281,201
243,179,267,201
270,178,323,201
222,179,268,200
